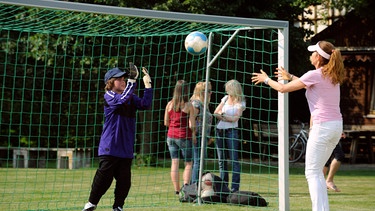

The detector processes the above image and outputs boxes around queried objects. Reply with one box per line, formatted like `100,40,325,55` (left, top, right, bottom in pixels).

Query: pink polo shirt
299,68,342,124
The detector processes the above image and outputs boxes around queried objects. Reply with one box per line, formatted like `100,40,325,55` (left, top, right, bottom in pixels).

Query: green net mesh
0,2,283,210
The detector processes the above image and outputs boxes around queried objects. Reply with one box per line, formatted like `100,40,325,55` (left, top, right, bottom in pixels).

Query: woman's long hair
319,41,346,85
172,80,189,112
190,81,212,107
225,79,245,103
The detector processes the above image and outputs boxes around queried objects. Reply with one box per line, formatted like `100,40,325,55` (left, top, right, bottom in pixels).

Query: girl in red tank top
164,80,196,195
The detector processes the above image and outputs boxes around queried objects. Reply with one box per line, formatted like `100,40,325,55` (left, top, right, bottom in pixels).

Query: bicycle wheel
289,135,305,163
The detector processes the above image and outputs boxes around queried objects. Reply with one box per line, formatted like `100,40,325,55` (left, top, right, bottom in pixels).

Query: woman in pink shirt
252,41,345,211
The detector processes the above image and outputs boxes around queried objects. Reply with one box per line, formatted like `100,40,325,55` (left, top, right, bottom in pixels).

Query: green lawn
0,162,374,211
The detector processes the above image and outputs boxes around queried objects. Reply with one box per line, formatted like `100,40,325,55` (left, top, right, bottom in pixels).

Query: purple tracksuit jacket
98,80,153,158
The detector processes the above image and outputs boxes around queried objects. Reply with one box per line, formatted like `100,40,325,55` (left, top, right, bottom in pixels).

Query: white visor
307,42,330,60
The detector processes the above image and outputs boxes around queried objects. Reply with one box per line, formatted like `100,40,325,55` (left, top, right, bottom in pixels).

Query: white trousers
305,120,342,211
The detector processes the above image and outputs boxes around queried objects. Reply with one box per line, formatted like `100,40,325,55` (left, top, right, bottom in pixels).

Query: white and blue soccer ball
184,31,208,56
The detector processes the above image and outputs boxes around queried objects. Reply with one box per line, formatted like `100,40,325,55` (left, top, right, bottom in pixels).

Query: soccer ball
184,31,208,56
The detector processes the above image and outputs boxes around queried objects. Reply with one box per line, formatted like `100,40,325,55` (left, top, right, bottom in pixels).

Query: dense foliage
1,0,372,149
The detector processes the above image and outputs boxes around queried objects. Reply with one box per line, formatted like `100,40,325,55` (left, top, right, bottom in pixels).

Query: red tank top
167,109,192,139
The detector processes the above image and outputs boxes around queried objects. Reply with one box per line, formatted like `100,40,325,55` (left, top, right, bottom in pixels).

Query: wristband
289,74,294,80
264,77,270,85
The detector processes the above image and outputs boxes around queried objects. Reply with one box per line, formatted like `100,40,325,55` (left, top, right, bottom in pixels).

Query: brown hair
172,80,189,112
104,78,116,91
190,81,212,107
319,41,346,85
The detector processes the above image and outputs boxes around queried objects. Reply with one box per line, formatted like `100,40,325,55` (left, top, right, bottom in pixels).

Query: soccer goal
0,0,289,210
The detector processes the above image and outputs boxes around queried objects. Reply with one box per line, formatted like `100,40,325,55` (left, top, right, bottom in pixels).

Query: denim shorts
167,137,193,162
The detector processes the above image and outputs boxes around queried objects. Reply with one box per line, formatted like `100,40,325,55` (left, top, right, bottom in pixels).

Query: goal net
0,1,289,210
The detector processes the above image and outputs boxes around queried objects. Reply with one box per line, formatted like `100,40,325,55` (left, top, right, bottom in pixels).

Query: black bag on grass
201,172,230,203
226,191,268,207
201,172,230,204
179,182,198,202
179,172,230,203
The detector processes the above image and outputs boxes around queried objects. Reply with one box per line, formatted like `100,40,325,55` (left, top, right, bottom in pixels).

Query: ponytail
324,49,345,85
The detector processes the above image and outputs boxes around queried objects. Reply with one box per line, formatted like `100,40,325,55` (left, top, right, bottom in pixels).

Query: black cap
104,68,128,84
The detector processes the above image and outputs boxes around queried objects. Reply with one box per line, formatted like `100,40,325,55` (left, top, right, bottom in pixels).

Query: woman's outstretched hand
275,66,292,81
251,69,269,85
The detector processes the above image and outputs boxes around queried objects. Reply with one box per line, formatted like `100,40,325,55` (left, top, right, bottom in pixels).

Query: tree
294,0,375,19
5,0,365,153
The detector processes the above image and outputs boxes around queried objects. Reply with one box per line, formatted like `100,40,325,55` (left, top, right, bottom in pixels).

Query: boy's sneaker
113,207,123,211
82,202,96,211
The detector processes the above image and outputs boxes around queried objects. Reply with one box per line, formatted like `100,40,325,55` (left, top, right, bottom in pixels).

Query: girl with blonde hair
190,81,213,184
213,79,246,192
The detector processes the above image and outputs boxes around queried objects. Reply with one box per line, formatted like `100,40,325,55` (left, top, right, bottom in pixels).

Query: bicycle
289,121,309,163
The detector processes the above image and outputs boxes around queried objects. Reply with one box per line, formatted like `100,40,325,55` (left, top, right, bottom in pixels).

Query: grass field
0,161,374,211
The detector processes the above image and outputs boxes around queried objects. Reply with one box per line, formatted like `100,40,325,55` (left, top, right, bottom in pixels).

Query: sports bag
203,172,230,203
179,172,230,203
178,182,198,202
226,190,268,207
